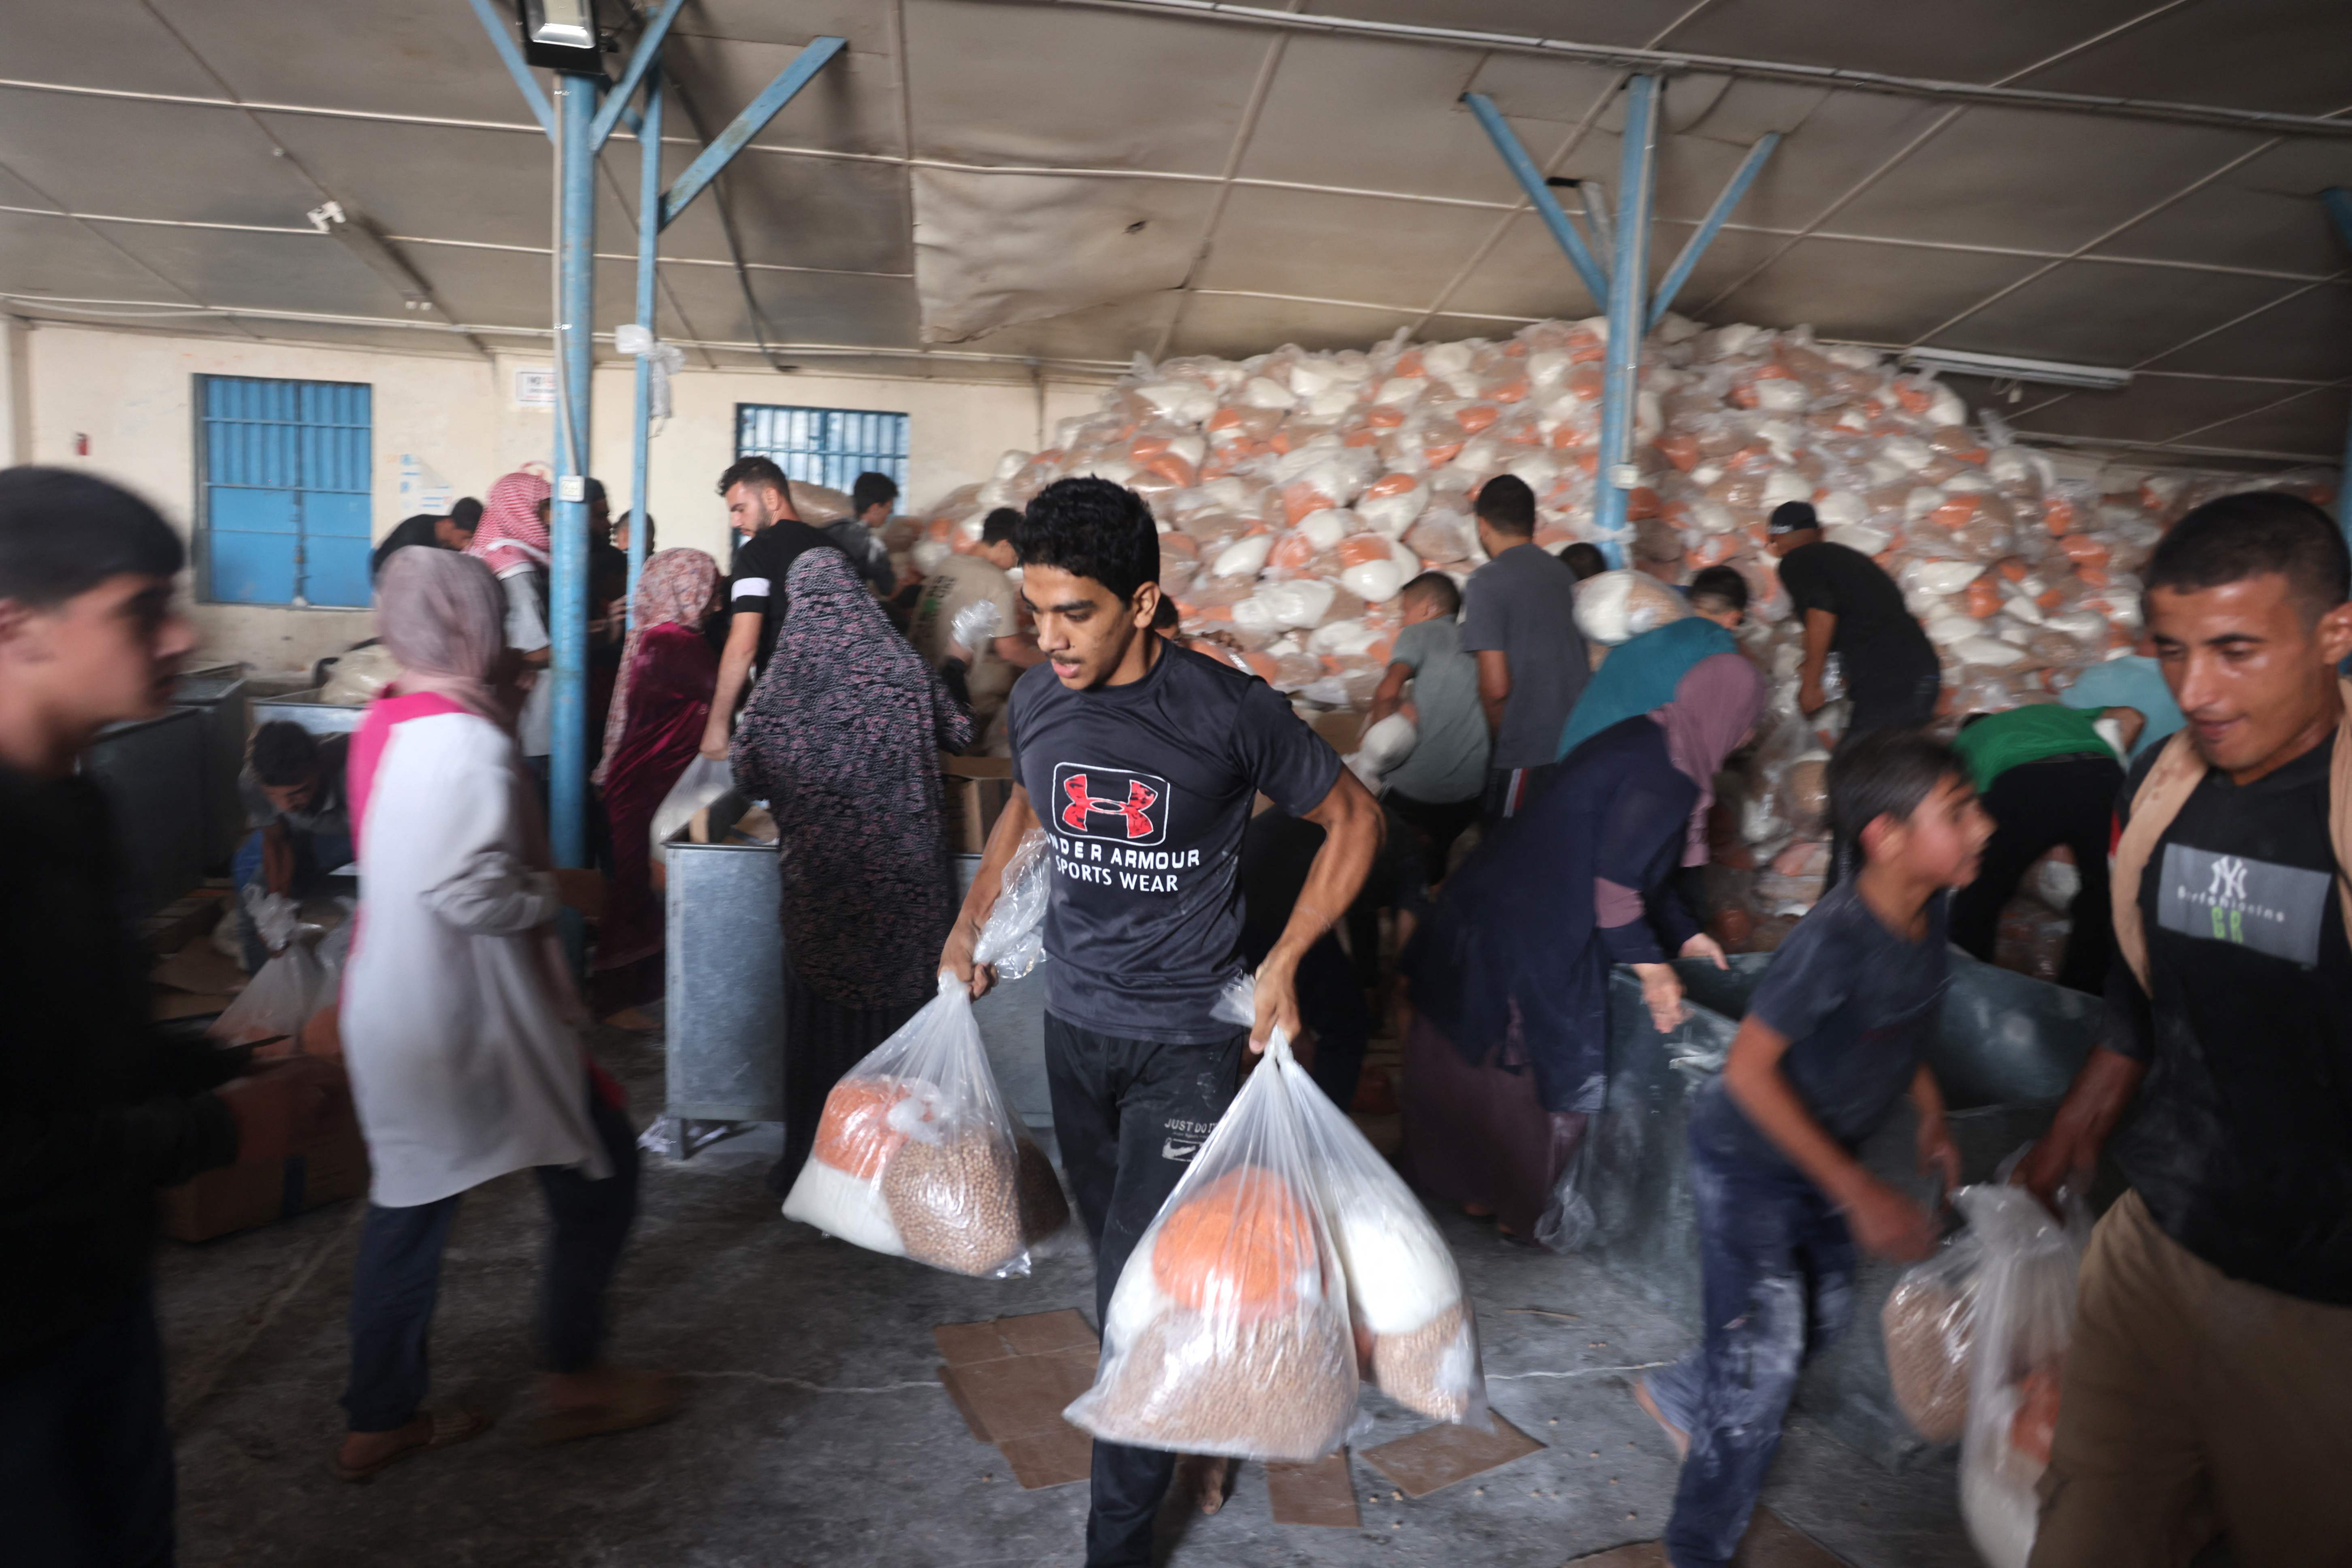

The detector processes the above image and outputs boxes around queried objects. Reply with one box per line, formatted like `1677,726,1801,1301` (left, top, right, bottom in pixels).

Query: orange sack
1151,1167,1318,1319
813,1078,917,1180
1964,577,2003,618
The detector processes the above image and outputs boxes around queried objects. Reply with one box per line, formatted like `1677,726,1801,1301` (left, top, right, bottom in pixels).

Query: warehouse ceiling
4,0,2351,464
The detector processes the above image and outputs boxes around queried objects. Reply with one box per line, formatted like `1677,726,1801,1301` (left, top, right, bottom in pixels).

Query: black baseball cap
1767,500,1820,535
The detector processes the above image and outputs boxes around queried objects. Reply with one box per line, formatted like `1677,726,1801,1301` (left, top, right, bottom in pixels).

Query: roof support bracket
1649,132,1778,331
1593,74,1660,567
592,0,688,151
1461,92,1610,306
660,36,847,230
461,0,555,138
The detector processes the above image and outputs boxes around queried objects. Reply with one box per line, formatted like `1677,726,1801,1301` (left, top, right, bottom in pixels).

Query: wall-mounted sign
513,366,558,409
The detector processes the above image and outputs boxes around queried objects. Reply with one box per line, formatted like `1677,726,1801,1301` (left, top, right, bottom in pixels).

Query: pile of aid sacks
895,314,2333,969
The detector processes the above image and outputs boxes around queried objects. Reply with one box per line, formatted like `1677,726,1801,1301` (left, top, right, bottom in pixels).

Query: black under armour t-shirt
1006,639,1342,1044
2107,733,2352,1305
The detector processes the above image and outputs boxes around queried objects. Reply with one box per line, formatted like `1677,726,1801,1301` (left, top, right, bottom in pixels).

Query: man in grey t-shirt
1370,572,1486,880
1459,474,1588,820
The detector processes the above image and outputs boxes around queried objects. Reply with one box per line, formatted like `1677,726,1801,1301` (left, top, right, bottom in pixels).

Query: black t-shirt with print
1006,640,1342,1044
2108,733,2352,1305
725,519,839,673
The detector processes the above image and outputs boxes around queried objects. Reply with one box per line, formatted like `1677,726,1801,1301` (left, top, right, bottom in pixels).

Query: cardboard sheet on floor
1359,1413,1543,1498
933,1310,1099,1490
1265,1453,1361,1528
1560,1508,1841,1567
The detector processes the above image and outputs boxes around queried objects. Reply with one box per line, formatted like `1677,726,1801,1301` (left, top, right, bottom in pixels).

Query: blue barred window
735,404,908,494
196,375,373,607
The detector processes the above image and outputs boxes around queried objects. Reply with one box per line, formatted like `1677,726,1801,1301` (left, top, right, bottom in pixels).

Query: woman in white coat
332,548,671,1482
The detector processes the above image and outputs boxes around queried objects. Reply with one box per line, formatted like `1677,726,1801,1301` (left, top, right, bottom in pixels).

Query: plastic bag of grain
1957,1182,2088,1568
780,830,1068,1276
1575,569,1690,646
1064,1002,1357,1460
1882,1225,1981,1443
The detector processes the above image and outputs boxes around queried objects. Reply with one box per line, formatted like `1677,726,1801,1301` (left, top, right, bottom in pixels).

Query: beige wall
17,321,1103,673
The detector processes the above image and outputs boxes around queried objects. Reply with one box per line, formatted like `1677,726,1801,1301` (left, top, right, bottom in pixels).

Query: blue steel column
2325,187,2352,532
551,74,600,869
628,75,663,618
1593,76,1660,567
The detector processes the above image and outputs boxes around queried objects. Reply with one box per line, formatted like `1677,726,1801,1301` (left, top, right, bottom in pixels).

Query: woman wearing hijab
731,549,973,1196
465,470,556,779
1402,652,1770,1238
590,547,722,993
332,549,672,1483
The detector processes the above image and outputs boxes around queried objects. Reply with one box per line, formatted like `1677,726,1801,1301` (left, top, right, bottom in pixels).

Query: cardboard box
158,1061,369,1243
941,752,1015,856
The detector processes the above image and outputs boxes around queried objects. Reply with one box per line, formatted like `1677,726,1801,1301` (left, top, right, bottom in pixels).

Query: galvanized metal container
662,835,785,1136
249,688,366,738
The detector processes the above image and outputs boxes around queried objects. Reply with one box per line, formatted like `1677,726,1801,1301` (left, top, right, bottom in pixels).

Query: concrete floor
156,974,1984,1568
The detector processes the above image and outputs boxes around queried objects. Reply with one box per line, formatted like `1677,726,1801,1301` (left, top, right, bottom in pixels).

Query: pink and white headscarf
466,470,552,577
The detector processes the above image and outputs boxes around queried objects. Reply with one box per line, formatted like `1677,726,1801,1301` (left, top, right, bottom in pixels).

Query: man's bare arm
1798,609,1836,715
1475,649,1511,735
941,785,1041,999
700,612,762,759
1369,660,1412,725
1250,769,1383,1050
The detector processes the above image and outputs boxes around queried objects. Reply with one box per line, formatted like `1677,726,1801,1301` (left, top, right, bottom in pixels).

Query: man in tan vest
2017,491,2352,1566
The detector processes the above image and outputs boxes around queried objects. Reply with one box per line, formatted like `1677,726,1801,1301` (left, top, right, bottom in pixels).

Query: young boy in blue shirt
1636,729,1991,1566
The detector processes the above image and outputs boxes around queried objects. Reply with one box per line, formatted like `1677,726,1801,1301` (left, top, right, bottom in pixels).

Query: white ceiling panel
959,294,1182,369
672,152,913,276
2171,384,2349,459
0,89,308,227
1302,1,1693,48
1830,108,2269,255
2144,283,2352,383
255,114,552,250
146,0,537,126
1,0,228,98
83,222,418,320
904,0,1268,173
674,0,900,55
663,33,904,160
2023,0,2352,117
1193,185,1480,310
1927,261,2305,367
912,168,1212,343
2088,139,2352,278
0,211,192,305
1436,212,1609,323
2010,375,2324,448
1709,234,2045,344
1668,0,2165,85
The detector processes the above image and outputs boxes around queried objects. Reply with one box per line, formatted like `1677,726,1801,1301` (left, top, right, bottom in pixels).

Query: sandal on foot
534,1369,680,1446
332,1406,493,1483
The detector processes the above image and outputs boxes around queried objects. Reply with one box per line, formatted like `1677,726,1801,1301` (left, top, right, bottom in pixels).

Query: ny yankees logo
1063,773,1160,839
2207,855,2249,903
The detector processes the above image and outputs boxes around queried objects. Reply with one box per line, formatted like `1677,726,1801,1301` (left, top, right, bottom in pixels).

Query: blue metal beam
660,36,846,230
2326,187,2352,530
550,74,599,869
1592,75,1660,567
462,0,554,138
592,0,688,150
628,74,664,622
1650,133,1779,331
1460,92,1610,305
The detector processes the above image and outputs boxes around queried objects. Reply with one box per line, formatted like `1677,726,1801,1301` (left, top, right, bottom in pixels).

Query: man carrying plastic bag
781,829,1066,1276
2014,494,2352,1565
941,478,1381,1568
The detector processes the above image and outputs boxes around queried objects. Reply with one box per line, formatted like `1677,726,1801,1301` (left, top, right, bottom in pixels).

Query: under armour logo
2207,855,2248,902
1062,773,1159,839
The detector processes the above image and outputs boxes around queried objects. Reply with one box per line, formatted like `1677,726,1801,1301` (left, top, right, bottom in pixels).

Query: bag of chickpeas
780,831,1068,1277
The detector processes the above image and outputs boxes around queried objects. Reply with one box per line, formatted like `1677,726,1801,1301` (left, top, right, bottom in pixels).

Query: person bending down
1640,731,1985,1568
942,477,1381,1568
231,720,352,972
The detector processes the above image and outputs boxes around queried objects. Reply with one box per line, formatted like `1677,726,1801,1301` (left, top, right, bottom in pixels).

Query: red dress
593,623,717,972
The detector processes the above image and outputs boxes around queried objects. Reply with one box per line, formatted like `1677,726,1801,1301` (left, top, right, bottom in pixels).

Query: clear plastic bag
779,831,1067,1276
1956,1182,2088,1568
209,889,327,1047
1882,1225,1981,1443
650,755,735,867
1220,977,1489,1427
1063,985,1359,1460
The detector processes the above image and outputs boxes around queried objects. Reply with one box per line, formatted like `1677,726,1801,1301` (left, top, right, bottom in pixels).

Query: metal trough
1574,950,2104,1469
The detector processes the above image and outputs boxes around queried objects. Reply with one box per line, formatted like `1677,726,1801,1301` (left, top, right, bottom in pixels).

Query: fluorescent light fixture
517,0,603,71
1897,346,2131,391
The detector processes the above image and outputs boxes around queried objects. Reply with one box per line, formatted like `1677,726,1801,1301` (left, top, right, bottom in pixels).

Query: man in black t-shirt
2017,494,2352,1566
697,455,842,760
1766,501,1940,735
943,478,1382,1568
